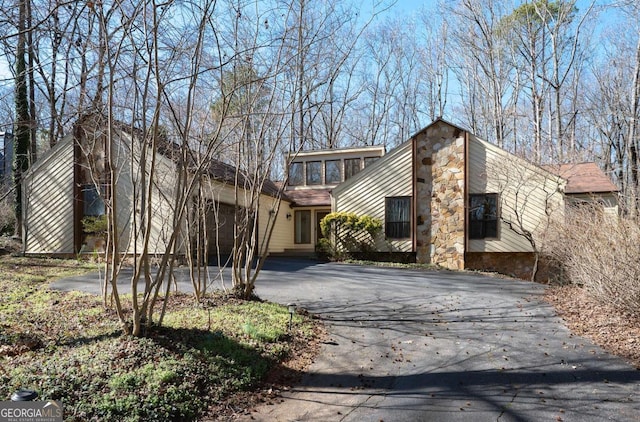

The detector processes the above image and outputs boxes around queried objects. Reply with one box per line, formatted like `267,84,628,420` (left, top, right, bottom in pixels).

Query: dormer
286,145,385,190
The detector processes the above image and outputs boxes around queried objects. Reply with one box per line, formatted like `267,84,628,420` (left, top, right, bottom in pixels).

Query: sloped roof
128,124,279,198
284,188,332,207
206,159,283,198
69,112,286,199
543,163,619,194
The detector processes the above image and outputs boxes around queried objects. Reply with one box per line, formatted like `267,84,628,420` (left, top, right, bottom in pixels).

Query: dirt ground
544,284,640,369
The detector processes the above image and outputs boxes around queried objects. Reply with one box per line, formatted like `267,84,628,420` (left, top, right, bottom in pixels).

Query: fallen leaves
544,285,640,368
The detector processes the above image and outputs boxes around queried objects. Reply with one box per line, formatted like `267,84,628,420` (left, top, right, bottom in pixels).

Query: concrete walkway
52,259,640,421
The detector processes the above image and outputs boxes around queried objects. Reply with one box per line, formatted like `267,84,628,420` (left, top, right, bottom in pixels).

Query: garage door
207,202,237,256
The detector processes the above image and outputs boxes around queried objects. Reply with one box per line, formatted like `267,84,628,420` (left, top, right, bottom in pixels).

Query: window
82,184,106,216
364,156,379,167
344,158,361,180
295,210,311,244
289,162,303,186
325,160,341,184
306,161,322,185
469,194,498,239
385,197,411,239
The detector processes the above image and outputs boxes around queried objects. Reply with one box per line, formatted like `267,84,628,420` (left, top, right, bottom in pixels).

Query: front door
316,210,330,244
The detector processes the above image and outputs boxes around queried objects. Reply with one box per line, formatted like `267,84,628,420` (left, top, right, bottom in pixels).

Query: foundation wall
465,252,552,282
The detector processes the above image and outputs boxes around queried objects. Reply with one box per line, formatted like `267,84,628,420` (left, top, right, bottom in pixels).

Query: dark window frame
82,184,106,217
468,193,499,239
385,196,411,239
364,156,379,167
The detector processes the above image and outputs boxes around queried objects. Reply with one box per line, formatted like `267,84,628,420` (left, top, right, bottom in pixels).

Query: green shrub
315,237,338,260
319,212,382,260
81,215,108,235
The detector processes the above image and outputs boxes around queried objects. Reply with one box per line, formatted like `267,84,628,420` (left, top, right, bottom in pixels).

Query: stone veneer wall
414,122,466,270
465,252,553,282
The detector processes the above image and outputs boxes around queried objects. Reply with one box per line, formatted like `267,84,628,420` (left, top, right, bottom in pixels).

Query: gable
468,135,563,194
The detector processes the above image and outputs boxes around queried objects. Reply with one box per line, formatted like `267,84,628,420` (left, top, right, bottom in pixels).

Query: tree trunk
14,0,30,238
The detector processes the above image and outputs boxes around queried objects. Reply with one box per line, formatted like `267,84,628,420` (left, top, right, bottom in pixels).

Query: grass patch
0,257,320,421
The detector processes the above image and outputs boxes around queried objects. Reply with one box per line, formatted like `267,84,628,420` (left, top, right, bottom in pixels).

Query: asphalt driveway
52,259,640,421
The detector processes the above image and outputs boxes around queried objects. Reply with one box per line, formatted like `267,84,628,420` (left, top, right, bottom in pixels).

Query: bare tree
447,0,516,149
354,12,449,148
500,0,595,163
491,159,564,281
584,2,640,213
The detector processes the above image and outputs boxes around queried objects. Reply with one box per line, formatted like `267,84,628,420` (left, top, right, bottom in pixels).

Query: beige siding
468,137,564,253
23,138,75,254
111,136,135,254
566,193,619,217
333,141,413,252
258,198,293,254
108,133,180,256
147,152,181,255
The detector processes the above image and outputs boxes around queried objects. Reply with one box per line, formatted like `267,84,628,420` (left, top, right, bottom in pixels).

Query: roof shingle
543,163,619,194
284,189,332,207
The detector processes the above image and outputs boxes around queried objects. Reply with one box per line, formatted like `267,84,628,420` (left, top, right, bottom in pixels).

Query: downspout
463,131,469,267
411,135,417,254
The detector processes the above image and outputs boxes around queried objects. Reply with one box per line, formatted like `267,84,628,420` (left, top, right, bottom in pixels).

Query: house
24,115,618,281
21,114,386,260
21,113,291,259
329,119,618,279
543,162,619,216
282,145,385,254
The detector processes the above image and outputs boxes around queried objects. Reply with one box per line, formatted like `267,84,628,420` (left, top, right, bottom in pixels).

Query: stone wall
465,252,553,282
414,122,466,270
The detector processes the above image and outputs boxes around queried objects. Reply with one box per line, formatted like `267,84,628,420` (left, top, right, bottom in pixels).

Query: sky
0,1,627,100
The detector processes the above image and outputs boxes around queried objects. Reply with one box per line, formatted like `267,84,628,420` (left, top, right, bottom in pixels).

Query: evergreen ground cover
0,257,319,421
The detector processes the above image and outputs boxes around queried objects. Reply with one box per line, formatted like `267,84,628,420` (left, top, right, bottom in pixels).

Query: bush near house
317,212,382,260
545,205,640,317
81,215,108,236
